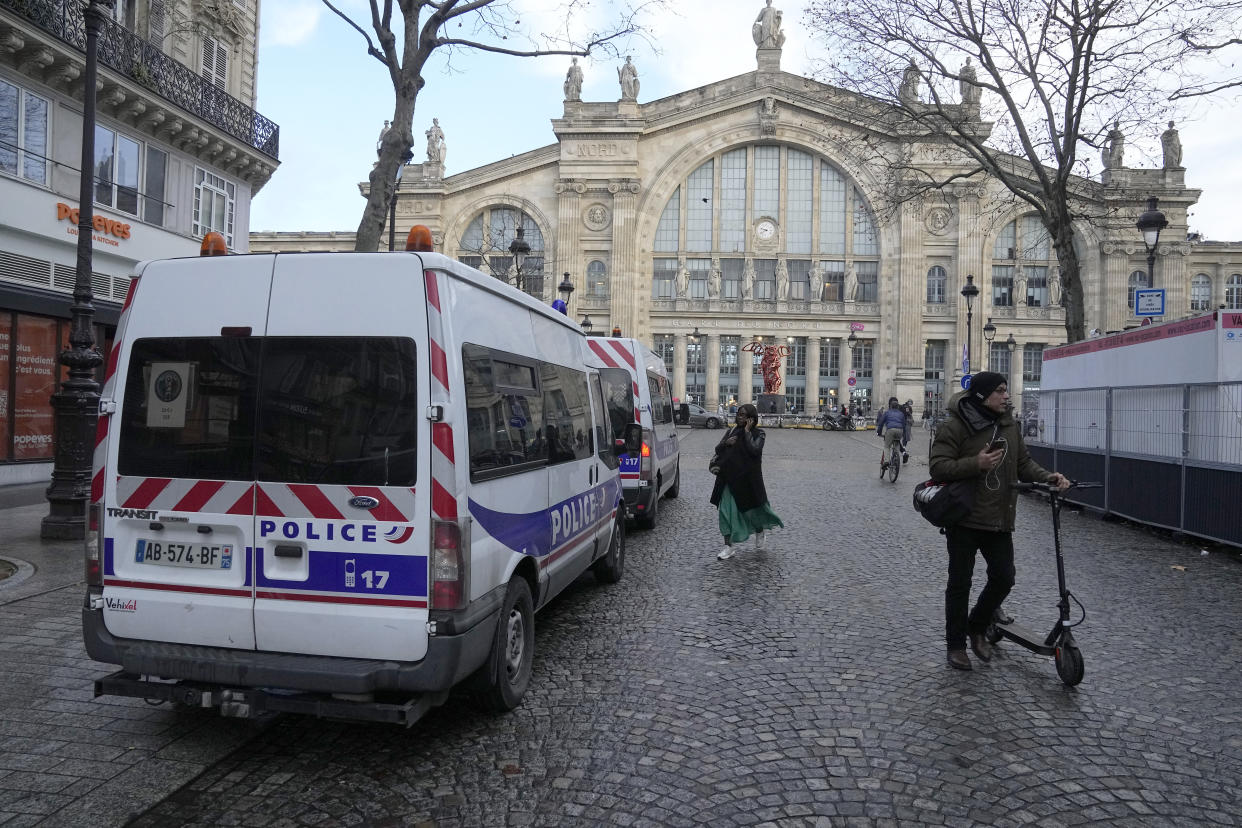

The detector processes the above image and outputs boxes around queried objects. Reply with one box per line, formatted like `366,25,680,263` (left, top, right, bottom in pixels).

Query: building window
1026,266,1048,308
587,260,608,297
686,337,705,403
754,259,776,300
655,187,680,251
926,265,947,304
457,208,546,298
0,80,49,186
856,261,878,303
786,151,813,254
201,35,229,89
821,337,839,378
992,265,1014,307
1128,270,1149,312
753,146,779,220
720,149,747,251
1227,274,1242,310
993,216,1054,307
787,337,806,376
924,340,946,416
652,258,677,299
1190,274,1211,311
688,258,710,299
989,342,1011,376
95,126,166,223
653,334,674,376
788,259,811,300
820,260,844,301
1023,343,1044,382
686,161,713,252
721,258,743,299
193,167,236,247
720,336,740,376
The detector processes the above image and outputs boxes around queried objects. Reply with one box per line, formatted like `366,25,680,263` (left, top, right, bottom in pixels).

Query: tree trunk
1051,221,1086,343
355,88,419,252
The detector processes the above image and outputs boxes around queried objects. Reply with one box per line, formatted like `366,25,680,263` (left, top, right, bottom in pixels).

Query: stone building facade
250,5,1242,418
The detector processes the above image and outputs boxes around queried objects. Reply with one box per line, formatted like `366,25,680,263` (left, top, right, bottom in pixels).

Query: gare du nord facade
250,24,1242,422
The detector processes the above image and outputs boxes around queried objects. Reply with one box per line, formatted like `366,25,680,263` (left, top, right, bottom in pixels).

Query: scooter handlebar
1013,480,1102,493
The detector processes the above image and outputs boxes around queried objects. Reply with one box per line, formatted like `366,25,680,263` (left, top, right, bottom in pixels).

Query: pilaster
895,197,927,403
806,336,821,412
738,342,754,404
673,333,687,404
706,333,721,409
610,178,643,339
555,178,586,310
838,342,853,407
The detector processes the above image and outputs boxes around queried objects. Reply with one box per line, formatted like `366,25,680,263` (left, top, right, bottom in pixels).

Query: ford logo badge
349,496,380,510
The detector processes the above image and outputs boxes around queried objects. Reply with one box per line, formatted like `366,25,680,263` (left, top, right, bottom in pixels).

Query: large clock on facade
755,219,777,241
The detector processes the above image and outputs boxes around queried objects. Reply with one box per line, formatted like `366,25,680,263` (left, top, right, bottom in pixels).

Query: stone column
554,178,586,313
895,198,926,403
806,336,821,412
705,333,721,410
838,339,853,406
672,333,687,403
1162,246,1188,320
738,341,754,404
609,178,643,340
1008,343,1025,417
1101,242,1132,333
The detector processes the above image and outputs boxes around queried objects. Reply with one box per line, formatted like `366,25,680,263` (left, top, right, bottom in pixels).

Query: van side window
599,367,634,441
118,337,259,480
590,373,619,470
256,338,418,486
647,372,673,425
463,344,547,480
540,363,592,465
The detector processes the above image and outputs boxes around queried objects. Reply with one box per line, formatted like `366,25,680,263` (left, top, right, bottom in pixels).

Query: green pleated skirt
717,485,784,544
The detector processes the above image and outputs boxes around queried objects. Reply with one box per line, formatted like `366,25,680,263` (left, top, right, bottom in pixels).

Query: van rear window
118,337,418,486
599,367,634,440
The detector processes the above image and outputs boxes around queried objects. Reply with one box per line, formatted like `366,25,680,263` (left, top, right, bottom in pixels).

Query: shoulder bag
913,478,974,528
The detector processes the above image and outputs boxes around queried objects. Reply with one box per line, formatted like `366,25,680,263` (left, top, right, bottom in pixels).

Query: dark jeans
944,526,1015,650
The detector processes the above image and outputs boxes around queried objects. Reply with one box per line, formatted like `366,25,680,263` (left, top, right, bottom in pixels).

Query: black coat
709,425,769,512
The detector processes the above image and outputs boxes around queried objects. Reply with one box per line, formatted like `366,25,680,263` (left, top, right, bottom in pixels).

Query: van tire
592,517,625,584
476,578,535,713
636,479,659,530
665,462,680,499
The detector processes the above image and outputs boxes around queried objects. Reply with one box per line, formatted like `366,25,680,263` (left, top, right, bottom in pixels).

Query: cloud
263,0,324,47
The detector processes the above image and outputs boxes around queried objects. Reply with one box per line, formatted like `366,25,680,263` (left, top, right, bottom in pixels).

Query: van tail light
640,440,652,475
430,519,468,610
85,504,102,587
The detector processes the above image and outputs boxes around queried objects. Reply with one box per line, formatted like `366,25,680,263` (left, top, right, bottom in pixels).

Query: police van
585,337,680,529
83,229,638,726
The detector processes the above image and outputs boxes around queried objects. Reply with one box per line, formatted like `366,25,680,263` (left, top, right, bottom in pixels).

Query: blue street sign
961,374,972,390
1135,288,1165,316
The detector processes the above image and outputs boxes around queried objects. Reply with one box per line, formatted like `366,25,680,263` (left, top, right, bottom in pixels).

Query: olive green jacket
929,391,1054,533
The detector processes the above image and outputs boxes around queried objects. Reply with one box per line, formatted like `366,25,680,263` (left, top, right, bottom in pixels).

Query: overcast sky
250,0,1241,242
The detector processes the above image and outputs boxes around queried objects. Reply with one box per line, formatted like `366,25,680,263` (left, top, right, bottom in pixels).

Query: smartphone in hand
986,440,1005,453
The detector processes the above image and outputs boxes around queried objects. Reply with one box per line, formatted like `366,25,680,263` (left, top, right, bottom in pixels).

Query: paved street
3,427,1242,827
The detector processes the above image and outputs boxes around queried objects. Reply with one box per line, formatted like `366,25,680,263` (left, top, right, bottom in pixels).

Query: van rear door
104,255,274,650
255,254,430,661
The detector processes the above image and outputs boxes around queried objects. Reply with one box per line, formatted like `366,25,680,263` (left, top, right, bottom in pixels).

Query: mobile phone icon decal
344,558,356,588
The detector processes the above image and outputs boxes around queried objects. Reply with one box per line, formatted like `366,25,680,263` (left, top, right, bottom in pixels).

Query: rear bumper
82,594,499,696
622,483,654,518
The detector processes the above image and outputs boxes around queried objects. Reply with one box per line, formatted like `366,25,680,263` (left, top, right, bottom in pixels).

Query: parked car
687,403,726,429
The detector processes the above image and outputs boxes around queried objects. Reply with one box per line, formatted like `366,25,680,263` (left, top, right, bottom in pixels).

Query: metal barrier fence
1028,382,1242,547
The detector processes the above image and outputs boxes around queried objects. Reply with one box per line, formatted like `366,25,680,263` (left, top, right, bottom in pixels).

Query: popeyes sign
56,202,131,245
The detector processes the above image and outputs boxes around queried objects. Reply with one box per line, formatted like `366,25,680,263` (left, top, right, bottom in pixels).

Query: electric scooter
986,480,1102,687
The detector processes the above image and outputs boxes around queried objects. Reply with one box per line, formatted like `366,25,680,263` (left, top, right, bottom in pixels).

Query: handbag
708,451,721,475
913,478,974,528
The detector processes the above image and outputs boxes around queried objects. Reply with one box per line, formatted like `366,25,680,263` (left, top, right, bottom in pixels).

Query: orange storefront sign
56,202,131,241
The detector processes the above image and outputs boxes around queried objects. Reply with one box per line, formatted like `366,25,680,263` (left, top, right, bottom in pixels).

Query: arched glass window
650,145,879,303
1128,270,1150,312
1227,274,1242,310
456,207,545,298
1190,274,1212,311
587,260,608,297
926,265,947,304
992,217,1053,307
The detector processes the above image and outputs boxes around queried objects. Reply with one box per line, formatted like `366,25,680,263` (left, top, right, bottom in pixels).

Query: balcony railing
2,0,279,160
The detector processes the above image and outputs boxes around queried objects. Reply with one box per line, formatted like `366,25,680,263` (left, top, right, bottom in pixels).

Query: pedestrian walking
929,371,1070,671
711,403,784,560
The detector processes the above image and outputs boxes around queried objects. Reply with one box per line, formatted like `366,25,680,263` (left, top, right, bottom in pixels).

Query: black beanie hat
971,371,1007,400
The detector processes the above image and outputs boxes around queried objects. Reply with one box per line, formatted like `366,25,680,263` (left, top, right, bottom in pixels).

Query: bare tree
322,0,656,253
805,0,1242,341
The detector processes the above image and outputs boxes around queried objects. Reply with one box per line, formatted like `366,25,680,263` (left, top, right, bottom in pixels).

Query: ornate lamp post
42,0,113,539
579,314,593,334
960,274,979,379
982,316,997,368
509,227,531,291
552,272,574,315
1136,197,1168,304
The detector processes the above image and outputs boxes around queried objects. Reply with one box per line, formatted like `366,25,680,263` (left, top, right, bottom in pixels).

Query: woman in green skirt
710,403,783,560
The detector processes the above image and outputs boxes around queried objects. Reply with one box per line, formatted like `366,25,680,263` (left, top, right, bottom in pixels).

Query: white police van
585,337,680,529
82,229,638,726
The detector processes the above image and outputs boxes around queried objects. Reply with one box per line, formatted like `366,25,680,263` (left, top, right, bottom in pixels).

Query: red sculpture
742,340,791,394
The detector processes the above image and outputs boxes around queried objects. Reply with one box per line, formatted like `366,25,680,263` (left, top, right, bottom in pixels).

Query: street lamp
509,226,531,290
43,0,113,539
689,326,702,406
1136,196,1168,305
552,272,574,315
846,330,859,350
982,316,996,369
388,148,415,252
960,273,979,378
579,314,593,334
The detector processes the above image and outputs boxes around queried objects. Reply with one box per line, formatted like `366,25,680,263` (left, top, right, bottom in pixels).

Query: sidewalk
0,487,261,828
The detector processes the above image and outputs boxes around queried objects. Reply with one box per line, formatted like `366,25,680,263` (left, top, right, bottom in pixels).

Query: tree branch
319,0,389,68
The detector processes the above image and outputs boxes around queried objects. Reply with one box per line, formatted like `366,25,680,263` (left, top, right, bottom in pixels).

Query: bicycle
879,436,902,482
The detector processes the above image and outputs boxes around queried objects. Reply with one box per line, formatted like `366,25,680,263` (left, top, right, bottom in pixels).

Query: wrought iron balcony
1,0,278,160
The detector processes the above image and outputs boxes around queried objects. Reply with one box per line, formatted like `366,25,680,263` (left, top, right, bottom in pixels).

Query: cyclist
876,396,911,466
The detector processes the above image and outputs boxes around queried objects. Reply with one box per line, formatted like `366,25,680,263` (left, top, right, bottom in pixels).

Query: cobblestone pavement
4,427,1242,827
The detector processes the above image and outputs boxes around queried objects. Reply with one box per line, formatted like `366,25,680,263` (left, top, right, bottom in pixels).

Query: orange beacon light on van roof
200,232,228,256
405,225,434,252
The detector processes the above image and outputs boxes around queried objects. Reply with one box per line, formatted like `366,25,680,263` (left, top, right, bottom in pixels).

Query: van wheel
636,479,659,530
592,517,626,584
665,462,680,499
476,578,534,713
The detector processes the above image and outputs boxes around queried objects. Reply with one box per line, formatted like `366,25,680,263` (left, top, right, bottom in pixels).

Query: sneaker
754,531,766,551
717,545,736,560
902,452,910,464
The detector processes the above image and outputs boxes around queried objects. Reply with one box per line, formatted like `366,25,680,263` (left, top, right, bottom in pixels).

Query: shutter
148,0,165,42
201,36,227,88
214,42,228,89
201,36,214,79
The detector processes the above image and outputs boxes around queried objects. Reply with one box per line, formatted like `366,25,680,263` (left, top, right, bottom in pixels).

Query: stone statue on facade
775,259,788,300
618,56,640,101
376,120,391,155
564,58,583,102
425,118,446,166
898,60,920,104
1048,269,1062,306
1101,121,1124,169
959,58,981,107
844,265,858,302
1162,120,1182,169
1015,269,1028,306
741,259,755,299
752,0,785,49
676,258,690,298
809,267,822,302
708,258,722,298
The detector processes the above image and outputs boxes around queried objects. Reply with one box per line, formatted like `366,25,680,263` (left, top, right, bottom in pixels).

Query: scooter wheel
985,624,1003,645
1055,644,1084,686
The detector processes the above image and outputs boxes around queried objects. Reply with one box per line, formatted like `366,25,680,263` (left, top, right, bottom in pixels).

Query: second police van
585,336,680,529
82,228,640,726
